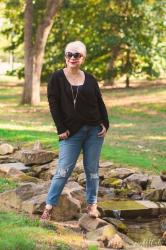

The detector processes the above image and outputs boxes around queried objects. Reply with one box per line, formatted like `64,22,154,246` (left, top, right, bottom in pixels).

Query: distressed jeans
46,125,104,205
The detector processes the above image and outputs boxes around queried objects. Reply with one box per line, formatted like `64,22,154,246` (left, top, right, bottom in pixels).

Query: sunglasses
65,52,83,59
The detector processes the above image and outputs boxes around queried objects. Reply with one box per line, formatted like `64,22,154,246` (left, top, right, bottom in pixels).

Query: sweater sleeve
94,78,110,131
47,73,67,134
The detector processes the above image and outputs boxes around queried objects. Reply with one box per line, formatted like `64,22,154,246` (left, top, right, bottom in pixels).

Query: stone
87,224,133,250
86,224,126,248
129,193,142,200
99,161,114,168
99,167,137,180
107,168,136,179
143,189,163,201
4,168,42,183
98,168,109,179
15,149,58,165
86,224,116,241
0,155,17,164
124,173,149,190
32,163,50,175
77,173,86,186
98,186,115,199
0,162,29,174
0,167,41,183
63,181,86,209
0,143,14,155
45,191,84,221
101,177,122,188
114,187,131,198
160,170,166,182
33,140,42,150
103,217,128,234
162,189,166,201
149,175,166,190
10,173,40,183
38,159,58,180
0,181,85,222
143,175,166,202
68,171,79,182
78,213,108,231
73,160,84,174
0,182,49,210
98,200,166,219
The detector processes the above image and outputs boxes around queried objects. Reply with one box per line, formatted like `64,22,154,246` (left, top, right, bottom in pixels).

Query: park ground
0,76,165,249
0,76,165,173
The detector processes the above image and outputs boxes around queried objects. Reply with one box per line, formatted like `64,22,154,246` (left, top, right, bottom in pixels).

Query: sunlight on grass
144,136,166,140
112,123,135,128
0,123,54,132
0,75,21,83
0,128,59,149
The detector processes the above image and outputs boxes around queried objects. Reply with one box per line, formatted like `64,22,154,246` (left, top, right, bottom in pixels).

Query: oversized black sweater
47,69,109,137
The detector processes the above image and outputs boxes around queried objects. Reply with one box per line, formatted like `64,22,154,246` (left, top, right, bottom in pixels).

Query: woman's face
64,49,85,69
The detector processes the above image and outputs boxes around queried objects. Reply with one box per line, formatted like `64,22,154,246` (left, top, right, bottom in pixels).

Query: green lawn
0,210,83,250
0,76,165,173
0,178,18,193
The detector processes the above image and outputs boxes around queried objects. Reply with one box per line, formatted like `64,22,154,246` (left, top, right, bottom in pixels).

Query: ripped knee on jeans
57,168,68,178
90,173,99,179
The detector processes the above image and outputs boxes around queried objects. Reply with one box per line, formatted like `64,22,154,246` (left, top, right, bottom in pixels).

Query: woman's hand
98,123,107,137
59,130,70,140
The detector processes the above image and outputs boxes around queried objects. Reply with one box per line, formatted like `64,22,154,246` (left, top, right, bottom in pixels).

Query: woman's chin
68,63,79,68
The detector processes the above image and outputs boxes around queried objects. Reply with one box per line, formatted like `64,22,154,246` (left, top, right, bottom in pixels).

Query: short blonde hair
65,41,87,57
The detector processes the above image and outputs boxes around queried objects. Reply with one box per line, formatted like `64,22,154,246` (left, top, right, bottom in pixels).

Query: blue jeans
46,125,104,205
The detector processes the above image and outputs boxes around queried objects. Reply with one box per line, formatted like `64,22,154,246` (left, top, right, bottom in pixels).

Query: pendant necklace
70,85,79,109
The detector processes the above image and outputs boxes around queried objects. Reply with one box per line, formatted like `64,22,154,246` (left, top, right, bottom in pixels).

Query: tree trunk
126,74,130,88
22,0,33,104
22,0,63,105
104,46,120,86
125,49,130,88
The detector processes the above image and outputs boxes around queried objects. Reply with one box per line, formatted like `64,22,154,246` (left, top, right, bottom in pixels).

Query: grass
88,245,98,250
0,177,18,193
0,76,165,173
0,210,84,250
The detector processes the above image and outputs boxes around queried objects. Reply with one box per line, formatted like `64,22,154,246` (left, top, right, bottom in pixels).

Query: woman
41,40,109,220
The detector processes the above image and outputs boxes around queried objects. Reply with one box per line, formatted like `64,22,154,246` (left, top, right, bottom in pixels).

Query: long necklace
70,85,79,109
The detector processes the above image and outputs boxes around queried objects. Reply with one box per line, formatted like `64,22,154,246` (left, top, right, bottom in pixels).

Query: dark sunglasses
65,52,83,59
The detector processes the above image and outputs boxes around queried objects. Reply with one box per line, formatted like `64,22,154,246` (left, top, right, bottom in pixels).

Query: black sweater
47,69,109,137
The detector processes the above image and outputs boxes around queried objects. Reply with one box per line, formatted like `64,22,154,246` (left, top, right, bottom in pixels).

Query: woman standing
41,40,109,220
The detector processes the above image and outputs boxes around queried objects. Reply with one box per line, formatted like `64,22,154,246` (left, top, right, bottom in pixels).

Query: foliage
1,0,166,84
45,0,166,83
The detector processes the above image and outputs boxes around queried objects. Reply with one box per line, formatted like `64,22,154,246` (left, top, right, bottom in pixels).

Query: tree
2,0,166,93
43,0,166,87
23,0,63,105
